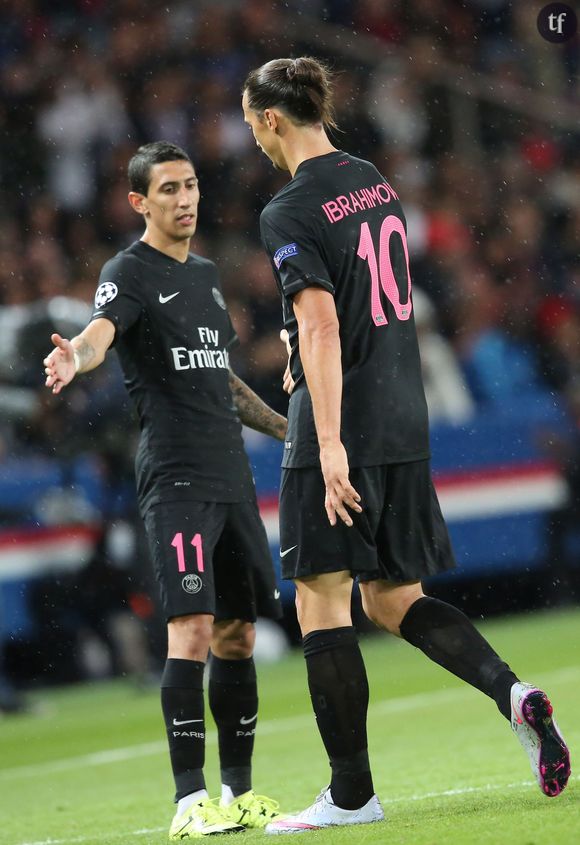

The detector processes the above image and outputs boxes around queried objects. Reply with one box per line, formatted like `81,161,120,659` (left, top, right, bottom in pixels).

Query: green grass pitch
1,608,578,844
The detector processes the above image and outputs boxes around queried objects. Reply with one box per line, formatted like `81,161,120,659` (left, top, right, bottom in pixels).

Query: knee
212,620,255,660
293,574,354,636
361,593,401,635
361,584,424,637
294,590,323,636
168,614,214,660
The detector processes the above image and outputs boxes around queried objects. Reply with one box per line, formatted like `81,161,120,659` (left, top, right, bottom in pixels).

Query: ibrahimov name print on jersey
90,240,255,513
260,150,430,471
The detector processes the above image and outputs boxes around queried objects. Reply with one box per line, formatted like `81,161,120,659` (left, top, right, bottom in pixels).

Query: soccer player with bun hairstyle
243,58,571,833
44,141,286,838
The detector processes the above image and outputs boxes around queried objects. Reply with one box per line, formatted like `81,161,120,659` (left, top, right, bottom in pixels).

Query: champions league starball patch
273,242,298,269
94,281,119,308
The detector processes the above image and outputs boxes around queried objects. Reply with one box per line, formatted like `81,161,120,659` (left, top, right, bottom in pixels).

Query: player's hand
280,329,294,395
43,333,76,394
319,441,362,527
282,363,294,395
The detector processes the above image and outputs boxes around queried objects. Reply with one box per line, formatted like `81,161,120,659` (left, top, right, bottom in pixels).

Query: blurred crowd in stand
1,0,580,697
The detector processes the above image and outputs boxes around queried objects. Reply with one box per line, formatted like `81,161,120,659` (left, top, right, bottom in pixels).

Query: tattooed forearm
229,370,287,441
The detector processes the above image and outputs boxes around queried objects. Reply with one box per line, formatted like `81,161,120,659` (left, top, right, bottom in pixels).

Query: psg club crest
182,573,203,594
94,281,119,308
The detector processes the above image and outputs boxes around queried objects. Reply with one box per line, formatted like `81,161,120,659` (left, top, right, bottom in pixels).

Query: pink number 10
357,215,412,327
171,532,205,573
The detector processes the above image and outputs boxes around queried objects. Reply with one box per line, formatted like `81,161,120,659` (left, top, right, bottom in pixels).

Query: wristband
73,351,81,373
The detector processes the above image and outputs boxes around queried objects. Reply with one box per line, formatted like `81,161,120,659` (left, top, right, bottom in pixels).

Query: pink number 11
171,532,205,573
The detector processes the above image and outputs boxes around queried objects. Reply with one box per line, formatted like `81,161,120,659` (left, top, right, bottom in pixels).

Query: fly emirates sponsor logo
171,326,230,371
321,181,399,223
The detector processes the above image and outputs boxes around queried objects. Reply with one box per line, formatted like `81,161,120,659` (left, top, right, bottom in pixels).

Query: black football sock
303,627,374,810
400,597,518,720
161,658,206,801
209,655,257,797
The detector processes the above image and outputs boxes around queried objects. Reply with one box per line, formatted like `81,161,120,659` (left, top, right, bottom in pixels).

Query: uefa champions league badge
273,243,298,269
94,281,119,308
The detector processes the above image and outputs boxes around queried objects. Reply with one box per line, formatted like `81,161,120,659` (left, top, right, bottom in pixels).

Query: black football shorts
143,498,282,622
279,460,456,583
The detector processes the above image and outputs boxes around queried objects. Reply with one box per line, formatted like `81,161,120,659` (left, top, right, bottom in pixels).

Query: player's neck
283,129,337,177
141,231,191,264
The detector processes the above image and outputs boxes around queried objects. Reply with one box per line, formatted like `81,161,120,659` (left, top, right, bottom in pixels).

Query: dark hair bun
289,57,323,88
244,56,336,130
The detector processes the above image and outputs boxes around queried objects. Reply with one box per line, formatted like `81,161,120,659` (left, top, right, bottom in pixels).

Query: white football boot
265,788,384,834
510,682,570,797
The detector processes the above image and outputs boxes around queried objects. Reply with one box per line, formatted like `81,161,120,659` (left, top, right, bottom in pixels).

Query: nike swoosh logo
173,717,203,726
280,545,297,558
240,713,258,725
274,589,281,600
159,291,180,304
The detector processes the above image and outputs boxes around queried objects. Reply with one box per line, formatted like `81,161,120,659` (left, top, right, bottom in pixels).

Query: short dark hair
243,57,337,130
128,141,192,195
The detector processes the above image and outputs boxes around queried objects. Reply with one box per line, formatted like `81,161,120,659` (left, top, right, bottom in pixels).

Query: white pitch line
16,775,580,845
381,773,579,805
17,829,166,845
0,693,465,781
2,664,578,783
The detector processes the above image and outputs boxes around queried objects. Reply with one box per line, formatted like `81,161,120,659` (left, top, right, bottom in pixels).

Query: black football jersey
90,240,255,512
260,150,430,469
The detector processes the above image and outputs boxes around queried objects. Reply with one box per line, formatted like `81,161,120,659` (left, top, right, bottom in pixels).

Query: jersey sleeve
207,262,239,352
224,311,239,352
260,205,334,298
90,255,142,344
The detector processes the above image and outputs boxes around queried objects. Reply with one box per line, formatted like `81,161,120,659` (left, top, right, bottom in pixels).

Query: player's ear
128,191,149,217
264,108,278,131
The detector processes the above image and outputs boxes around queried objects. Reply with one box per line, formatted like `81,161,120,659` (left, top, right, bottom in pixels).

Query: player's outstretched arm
43,318,116,394
228,370,287,441
293,287,362,527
